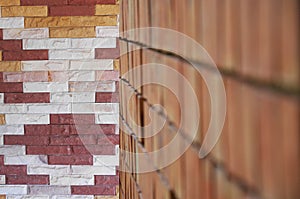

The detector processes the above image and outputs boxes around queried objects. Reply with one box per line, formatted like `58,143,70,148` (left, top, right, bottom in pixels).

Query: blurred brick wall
0,0,120,198
119,0,300,199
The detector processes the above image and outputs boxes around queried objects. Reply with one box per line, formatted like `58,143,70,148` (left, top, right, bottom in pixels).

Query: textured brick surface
49,27,96,38
4,93,50,103
49,6,95,16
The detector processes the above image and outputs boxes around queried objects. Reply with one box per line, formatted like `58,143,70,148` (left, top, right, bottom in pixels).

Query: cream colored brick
0,115,5,125
0,61,21,72
1,6,48,17
70,16,117,27
95,5,119,15
0,0,20,6
113,59,119,71
49,27,95,38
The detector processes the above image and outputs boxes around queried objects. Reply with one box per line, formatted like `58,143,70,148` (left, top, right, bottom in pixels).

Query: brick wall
119,0,299,199
0,0,120,198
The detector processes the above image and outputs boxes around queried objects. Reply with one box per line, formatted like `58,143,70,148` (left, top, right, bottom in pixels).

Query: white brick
0,125,24,135
69,60,113,71
71,103,119,114
0,185,28,194
69,82,115,92
0,175,5,184
24,82,68,93
26,104,71,114
95,113,119,124
0,93,4,104
96,26,119,38
50,71,95,82
50,92,95,103
23,38,70,50
0,104,26,113
28,186,71,195
6,195,49,199
0,17,24,29
51,195,93,199
5,155,48,165
50,175,94,186
27,165,71,175
49,49,94,60
22,60,69,71
0,136,3,145
0,145,25,156
70,165,116,175
3,28,49,40
5,114,50,124
94,155,119,166
70,38,116,49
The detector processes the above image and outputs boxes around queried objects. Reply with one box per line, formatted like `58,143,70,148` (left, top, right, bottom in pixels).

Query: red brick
6,175,49,185
72,145,115,155
48,155,93,165
4,93,50,103
0,40,22,51
95,175,119,185
49,5,95,16
25,125,51,135
27,146,72,155
0,72,3,82
71,185,116,195
0,165,27,175
4,135,49,145
97,135,119,145
50,125,71,135
0,30,3,40
70,124,116,135
68,0,116,5
50,135,97,145
50,114,95,124
95,48,120,59
21,0,68,5
0,156,4,165
96,92,119,103
0,82,23,93
2,50,48,61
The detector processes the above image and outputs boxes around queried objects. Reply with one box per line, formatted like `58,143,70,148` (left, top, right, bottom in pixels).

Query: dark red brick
68,0,116,5
0,40,22,51
0,82,23,93
49,5,95,16
4,93,50,103
50,125,71,135
21,0,68,5
4,135,49,145
97,135,119,145
49,135,97,145
0,156,4,165
70,124,116,135
48,155,93,165
0,165,27,175
0,30,3,40
71,185,116,195
50,114,95,124
96,92,119,103
72,145,115,155
95,175,119,185
0,72,3,82
2,50,48,61
25,125,51,135
6,175,49,185
27,146,72,155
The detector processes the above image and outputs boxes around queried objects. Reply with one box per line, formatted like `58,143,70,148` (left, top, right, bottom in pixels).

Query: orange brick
1,6,48,17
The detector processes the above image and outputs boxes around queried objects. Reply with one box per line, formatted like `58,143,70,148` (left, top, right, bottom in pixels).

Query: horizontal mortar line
119,77,262,198
119,113,181,199
119,37,300,99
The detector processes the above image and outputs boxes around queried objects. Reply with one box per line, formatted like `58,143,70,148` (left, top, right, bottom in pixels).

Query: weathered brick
71,185,116,195
6,175,49,185
49,135,97,145
48,155,93,165
70,124,116,135
50,114,95,124
49,5,95,16
96,92,119,103
0,62,21,72
68,0,116,5
0,115,5,125
2,50,48,61
24,125,51,135
27,146,72,155
21,0,67,6
4,93,50,103
0,83,23,93
96,71,119,82
3,72,48,82
97,135,119,145
0,0,20,6
95,5,119,15
1,6,48,17
95,48,119,59
0,165,27,175
4,135,49,145
95,175,119,185
0,40,22,51
49,27,95,38
72,145,115,155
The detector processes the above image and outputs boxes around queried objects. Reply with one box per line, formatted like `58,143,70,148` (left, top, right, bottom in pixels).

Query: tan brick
0,0,20,6
0,61,21,72
0,115,6,125
49,27,95,38
113,59,120,71
1,6,48,17
95,5,119,15
0,51,2,61
25,16,117,28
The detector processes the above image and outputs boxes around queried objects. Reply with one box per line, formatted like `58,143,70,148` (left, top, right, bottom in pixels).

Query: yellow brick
0,61,21,72
95,5,119,15
25,16,117,28
113,59,120,71
0,115,5,125
49,27,95,38
0,0,20,6
0,51,2,61
1,6,48,17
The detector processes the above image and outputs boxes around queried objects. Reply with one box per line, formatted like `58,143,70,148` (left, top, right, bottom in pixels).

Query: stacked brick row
119,0,299,199
0,0,120,198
